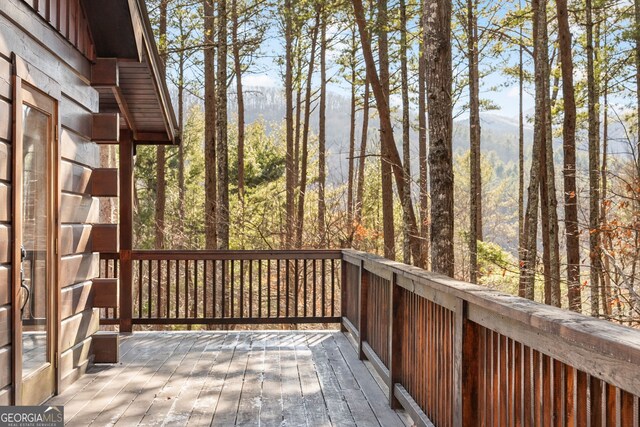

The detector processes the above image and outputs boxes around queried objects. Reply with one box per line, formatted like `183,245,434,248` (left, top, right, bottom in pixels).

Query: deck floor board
49,331,408,426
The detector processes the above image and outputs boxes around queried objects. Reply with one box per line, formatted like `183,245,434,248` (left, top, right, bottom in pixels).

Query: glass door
16,83,57,405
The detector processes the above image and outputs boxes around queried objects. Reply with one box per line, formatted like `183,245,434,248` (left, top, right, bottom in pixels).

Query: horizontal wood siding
1,0,102,399
22,0,96,60
0,50,11,401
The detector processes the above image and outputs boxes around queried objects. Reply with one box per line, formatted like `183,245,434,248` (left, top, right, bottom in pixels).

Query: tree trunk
317,10,327,248
177,27,185,247
424,0,454,276
418,13,429,269
400,0,412,265
541,3,561,307
467,0,481,282
520,0,546,300
586,0,601,316
557,0,581,311
232,0,245,203
518,2,524,273
347,25,357,240
155,0,168,249
217,0,230,249
355,78,370,225
377,0,395,259
284,0,295,249
295,11,320,249
204,0,217,250
353,0,422,263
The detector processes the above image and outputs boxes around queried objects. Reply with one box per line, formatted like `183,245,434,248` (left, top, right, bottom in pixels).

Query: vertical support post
358,259,368,360
340,257,347,332
457,298,479,426
119,130,133,333
388,272,402,409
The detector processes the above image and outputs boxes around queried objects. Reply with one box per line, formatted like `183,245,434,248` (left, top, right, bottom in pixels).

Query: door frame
11,54,61,405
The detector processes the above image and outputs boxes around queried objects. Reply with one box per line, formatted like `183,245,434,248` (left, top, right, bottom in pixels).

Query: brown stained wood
92,113,119,143
60,281,94,320
0,266,9,306
461,318,480,426
92,332,119,363
0,57,10,100
0,99,10,141
0,306,9,347
60,160,92,194
118,131,134,332
92,278,118,308
0,142,11,181
91,224,118,253
60,128,99,168
590,376,604,425
91,168,118,197
60,224,92,256
60,193,99,224
358,261,368,360
0,385,11,405
91,58,118,87
0,225,9,264
59,308,99,352
0,182,10,221
60,253,99,287
552,361,564,427
0,345,9,388
59,336,93,380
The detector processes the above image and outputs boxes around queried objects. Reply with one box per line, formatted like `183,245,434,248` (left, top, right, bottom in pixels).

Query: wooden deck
48,331,412,426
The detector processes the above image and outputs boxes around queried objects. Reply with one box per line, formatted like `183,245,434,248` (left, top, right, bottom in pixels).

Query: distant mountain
235,87,633,184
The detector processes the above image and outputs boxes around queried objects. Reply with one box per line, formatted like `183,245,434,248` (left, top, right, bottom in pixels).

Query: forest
128,0,640,325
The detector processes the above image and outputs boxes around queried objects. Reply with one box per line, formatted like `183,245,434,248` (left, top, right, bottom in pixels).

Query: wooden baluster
340,259,347,332
166,259,170,319
303,259,308,317
358,259,368,360
321,259,326,318
294,259,299,318
157,259,161,319
137,259,143,319
249,259,253,318
213,260,217,318
312,259,317,318
231,260,235,318
221,259,226,318
203,260,208,318
590,376,603,425
267,259,271,318
458,299,480,427
276,259,281,318
285,259,290,317
147,259,152,319
175,259,179,318
258,260,262,318
331,259,335,317
239,259,244,318
194,259,199,319
389,272,401,409
184,260,189,319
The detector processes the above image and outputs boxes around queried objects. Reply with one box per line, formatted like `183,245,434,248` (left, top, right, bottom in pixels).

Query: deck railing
100,248,640,425
342,249,640,426
116,250,342,326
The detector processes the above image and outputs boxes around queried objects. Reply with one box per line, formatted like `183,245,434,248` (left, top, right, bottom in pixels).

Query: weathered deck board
48,331,409,426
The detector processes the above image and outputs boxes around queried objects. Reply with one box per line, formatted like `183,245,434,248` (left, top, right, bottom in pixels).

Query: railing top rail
131,249,343,260
341,248,640,373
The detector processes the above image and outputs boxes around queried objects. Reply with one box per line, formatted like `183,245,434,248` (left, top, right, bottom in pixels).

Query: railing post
118,129,133,333
455,298,479,427
388,272,402,409
358,259,368,360
340,256,347,332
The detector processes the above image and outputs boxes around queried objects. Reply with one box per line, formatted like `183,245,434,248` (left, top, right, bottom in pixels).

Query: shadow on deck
47,331,411,426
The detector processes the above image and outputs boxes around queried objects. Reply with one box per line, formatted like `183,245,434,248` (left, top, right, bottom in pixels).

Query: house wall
0,0,103,403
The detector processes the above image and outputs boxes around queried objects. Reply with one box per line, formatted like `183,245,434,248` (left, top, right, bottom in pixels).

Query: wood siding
22,0,96,60
1,0,103,401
